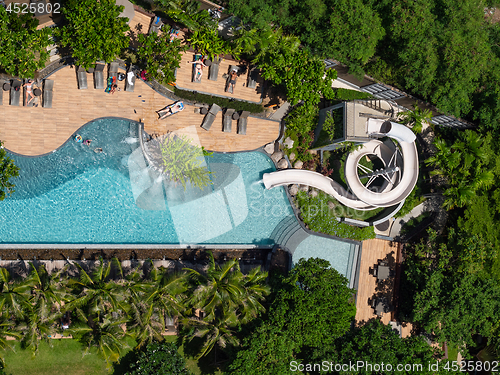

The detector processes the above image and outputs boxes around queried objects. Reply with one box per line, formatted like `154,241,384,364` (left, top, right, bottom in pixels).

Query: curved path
263,119,419,209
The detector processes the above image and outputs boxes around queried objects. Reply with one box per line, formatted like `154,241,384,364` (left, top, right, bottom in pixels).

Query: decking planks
355,239,413,337
0,66,279,156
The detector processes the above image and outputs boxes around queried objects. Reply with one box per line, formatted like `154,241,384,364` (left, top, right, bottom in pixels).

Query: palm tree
18,263,69,355
185,253,245,323
0,268,32,320
425,137,461,178
120,260,186,349
181,309,240,361
252,26,283,64
67,316,130,370
239,267,270,325
0,317,21,367
183,254,270,359
128,264,189,348
399,105,432,133
231,26,259,59
63,258,125,328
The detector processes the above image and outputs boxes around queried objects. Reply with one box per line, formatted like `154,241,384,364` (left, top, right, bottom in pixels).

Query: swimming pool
0,118,359,281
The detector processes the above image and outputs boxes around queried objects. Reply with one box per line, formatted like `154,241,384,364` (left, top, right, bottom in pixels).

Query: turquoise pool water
0,118,294,245
0,118,359,282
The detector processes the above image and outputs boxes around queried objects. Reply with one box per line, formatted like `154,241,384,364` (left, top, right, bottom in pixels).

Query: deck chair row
200,104,250,135
0,78,53,108
77,62,135,92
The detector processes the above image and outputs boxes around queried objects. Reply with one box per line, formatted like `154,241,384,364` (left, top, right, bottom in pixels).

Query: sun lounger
149,16,163,34
108,62,119,80
0,80,4,105
42,79,53,108
201,103,221,131
237,111,250,135
94,63,105,90
10,80,21,106
225,65,239,94
77,66,88,90
223,108,235,133
157,101,184,119
247,67,259,89
209,57,221,81
125,68,135,92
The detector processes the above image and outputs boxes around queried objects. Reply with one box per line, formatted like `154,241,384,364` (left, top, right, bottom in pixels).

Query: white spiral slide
263,119,419,209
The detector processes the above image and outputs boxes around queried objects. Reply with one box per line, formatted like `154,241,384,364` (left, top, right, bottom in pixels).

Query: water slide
263,119,419,209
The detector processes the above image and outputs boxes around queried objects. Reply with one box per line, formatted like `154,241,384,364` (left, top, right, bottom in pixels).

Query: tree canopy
228,0,384,71
323,320,446,374
58,0,129,69
401,227,500,349
125,341,192,375
0,8,51,78
137,31,186,85
228,258,356,374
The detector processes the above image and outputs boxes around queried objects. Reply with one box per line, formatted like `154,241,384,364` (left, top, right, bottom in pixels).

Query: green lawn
2,340,108,375
1,336,223,375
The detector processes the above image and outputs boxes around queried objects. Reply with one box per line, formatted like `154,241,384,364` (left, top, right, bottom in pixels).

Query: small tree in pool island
156,134,212,190
0,141,20,201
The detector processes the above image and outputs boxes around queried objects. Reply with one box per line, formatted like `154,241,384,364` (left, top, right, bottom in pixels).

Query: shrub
295,191,376,241
173,87,263,113
333,88,373,101
125,341,192,375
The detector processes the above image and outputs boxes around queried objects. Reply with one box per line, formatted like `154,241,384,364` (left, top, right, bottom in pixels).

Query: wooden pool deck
355,239,413,337
0,7,277,156
0,65,279,156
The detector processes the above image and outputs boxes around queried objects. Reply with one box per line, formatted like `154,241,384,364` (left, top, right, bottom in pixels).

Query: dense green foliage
58,0,129,69
229,0,500,130
402,228,500,349
125,341,192,375
426,130,495,209
188,26,231,61
295,191,376,240
256,42,337,109
173,87,263,113
316,320,447,374
228,0,385,73
155,0,213,32
0,142,20,201
137,32,186,85
0,8,50,78
228,258,356,374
